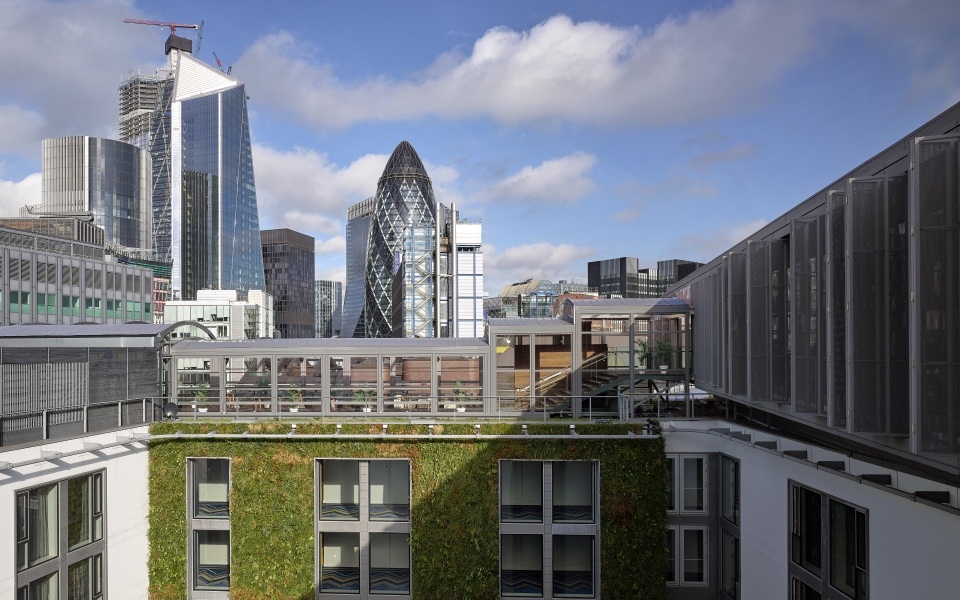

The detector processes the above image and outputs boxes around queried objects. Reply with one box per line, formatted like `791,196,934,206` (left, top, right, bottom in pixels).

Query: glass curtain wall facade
36,136,152,253
341,197,375,338
365,141,437,338
122,42,265,300
316,280,343,338
261,228,316,339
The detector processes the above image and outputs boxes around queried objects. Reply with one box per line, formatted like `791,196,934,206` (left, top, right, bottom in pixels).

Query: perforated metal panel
915,136,960,453
728,252,747,396
828,191,847,428
887,175,909,435
770,239,790,403
794,218,823,413
89,348,128,405
748,241,770,402
850,178,886,432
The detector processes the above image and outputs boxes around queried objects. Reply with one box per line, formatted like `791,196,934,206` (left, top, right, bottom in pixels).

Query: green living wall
148,422,668,600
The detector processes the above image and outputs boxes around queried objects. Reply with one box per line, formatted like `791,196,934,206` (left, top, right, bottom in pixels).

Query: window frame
665,454,708,514
14,470,107,599
788,481,869,600
315,458,412,598
187,457,232,599
498,460,601,599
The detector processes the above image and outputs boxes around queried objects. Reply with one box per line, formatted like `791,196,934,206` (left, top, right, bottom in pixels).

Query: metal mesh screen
818,216,828,414
729,252,748,396
829,191,847,428
48,408,85,438
887,175,909,435
851,178,886,432
770,239,790,403
1,415,43,446
127,348,160,400
749,241,770,402
794,218,822,413
89,349,128,405
916,138,960,452
86,403,119,433
121,400,145,426
715,264,726,391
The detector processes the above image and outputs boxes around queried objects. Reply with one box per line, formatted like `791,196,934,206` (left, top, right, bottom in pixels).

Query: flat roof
565,297,690,314
172,336,490,352
0,323,171,338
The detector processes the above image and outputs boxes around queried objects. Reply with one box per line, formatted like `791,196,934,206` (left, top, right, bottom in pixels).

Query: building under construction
117,29,265,301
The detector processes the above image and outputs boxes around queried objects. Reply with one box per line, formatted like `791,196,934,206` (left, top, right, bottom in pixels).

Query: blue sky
1,0,959,295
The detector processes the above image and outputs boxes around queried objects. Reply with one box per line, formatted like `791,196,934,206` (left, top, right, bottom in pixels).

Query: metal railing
0,397,164,448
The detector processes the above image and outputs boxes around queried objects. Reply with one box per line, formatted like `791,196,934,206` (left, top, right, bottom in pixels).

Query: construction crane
123,18,201,36
212,51,232,75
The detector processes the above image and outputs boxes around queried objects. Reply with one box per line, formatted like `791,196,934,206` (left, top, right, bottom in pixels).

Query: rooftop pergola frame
166,298,695,419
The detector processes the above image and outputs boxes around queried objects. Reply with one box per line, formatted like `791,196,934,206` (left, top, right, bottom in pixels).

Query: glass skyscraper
365,141,438,338
119,34,265,300
315,280,343,338
341,197,375,338
357,141,485,339
30,136,152,253
261,228,316,339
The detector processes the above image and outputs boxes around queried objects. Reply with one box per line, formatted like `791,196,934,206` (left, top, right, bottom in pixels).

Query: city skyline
1,0,959,295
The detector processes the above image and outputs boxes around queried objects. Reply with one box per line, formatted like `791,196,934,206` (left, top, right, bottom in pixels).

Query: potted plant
284,387,304,412
655,339,673,372
355,388,375,412
453,380,468,412
636,339,652,371
193,383,211,412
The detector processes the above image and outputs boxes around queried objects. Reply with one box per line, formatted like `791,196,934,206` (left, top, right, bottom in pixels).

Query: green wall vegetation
148,422,668,600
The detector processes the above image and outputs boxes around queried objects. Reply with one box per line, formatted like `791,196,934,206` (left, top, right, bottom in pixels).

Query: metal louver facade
667,100,960,468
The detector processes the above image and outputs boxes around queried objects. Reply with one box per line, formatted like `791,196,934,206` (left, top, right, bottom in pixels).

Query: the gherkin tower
364,141,437,338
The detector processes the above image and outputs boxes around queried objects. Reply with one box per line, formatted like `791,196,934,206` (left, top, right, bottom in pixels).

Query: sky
1,0,959,296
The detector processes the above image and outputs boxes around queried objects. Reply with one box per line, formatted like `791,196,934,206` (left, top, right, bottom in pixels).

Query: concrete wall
0,427,150,599
664,421,960,600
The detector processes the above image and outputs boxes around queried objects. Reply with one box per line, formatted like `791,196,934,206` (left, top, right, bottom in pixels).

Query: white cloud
0,172,41,215
487,153,596,203
236,2,820,129
667,219,768,261
315,236,346,255
0,0,159,162
485,242,593,294
252,145,385,235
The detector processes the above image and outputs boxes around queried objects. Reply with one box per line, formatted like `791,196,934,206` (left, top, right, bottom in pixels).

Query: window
791,485,822,577
188,458,231,597
829,500,867,599
665,457,675,512
15,472,106,598
317,460,411,597
682,527,706,584
665,526,708,587
501,534,543,597
721,455,740,525
500,461,599,599
789,483,868,599
62,295,80,316
500,461,543,522
682,457,705,511
195,530,230,591
38,293,55,315
17,483,58,571
721,529,740,596
720,455,741,599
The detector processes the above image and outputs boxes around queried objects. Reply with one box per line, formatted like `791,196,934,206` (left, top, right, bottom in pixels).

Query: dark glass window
829,500,867,599
193,458,229,519
791,485,821,577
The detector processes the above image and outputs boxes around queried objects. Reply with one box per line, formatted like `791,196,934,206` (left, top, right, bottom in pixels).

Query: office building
0,223,154,326
589,257,704,299
164,289,273,340
341,197,375,338
261,228,316,339
7,92,960,600
364,141,484,338
316,280,343,338
22,136,153,254
587,256,640,298
119,33,265,300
